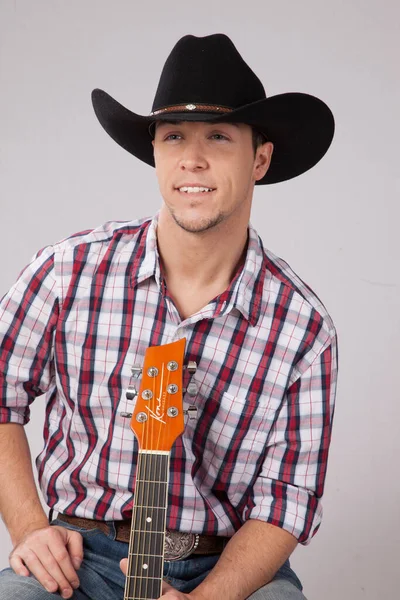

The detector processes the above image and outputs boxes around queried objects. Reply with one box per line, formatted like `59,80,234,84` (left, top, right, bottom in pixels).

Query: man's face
152,120,273,234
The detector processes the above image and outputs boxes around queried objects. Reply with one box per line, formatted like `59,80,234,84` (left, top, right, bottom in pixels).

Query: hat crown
152,34,266,112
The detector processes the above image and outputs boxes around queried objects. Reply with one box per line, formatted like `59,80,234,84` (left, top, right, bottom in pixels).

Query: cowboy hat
92,34,334,184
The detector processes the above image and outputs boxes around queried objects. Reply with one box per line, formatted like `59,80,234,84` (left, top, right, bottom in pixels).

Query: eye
210,133,229,141
164,133,182,141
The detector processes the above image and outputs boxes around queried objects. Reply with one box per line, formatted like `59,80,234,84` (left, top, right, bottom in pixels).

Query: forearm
0,423,48,545
190,520,298,600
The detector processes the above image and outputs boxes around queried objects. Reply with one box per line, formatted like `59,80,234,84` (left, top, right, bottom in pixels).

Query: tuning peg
131,365,142,378
184,406,198,420
120,412,133,418
126,385,138,401
184,382,198,397
185,361,197,374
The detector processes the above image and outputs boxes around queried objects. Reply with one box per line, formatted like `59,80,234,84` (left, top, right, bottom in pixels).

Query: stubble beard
169,207,226,234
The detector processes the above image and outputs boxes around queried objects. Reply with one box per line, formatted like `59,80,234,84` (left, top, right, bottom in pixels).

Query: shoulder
52,215,152,253
259,245,337,356
28,216,154,305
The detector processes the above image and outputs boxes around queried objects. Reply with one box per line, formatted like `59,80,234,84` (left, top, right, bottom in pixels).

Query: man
0,34,337,600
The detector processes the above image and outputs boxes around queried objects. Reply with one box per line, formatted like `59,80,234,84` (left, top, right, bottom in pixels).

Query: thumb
120,557,128,575
65,530,84,570
161,579,175,594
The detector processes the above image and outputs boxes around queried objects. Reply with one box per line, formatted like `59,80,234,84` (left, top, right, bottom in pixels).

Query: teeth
178,186,213,193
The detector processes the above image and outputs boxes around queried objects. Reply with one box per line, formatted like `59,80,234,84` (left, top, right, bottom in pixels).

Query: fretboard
123,450,170,600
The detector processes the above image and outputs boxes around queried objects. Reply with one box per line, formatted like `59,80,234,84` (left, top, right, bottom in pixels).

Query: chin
171,210,225,234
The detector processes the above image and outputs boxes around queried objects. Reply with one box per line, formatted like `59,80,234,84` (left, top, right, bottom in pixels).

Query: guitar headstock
130,338,187,452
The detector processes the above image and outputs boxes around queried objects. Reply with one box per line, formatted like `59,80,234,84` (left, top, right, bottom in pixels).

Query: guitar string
126,305,148,600
141,366,153,600
132,353,150,600
140,357,160,600
126,358,145,600
133,382,148,600
160,365,173,598
133,437,143,599
155,364,171,599
127,441,140,599
143,367,156,600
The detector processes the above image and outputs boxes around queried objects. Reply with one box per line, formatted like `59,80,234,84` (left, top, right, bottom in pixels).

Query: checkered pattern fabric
0,215,337,544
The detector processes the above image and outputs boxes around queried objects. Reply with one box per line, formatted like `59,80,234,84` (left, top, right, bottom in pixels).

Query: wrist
9,516,49,546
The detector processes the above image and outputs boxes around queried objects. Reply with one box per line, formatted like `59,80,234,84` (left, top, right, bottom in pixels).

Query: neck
157,206,249,290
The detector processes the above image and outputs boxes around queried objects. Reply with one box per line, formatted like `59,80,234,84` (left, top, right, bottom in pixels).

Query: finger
25,545,79,598
10,547,61,595
65,529,84,571
120,557,128,575
9,554,30,577
44,537,80,593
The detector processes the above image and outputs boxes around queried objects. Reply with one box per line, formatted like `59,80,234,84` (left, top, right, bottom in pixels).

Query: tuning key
120,412,133,418
185,382,198,397
131,365,142,379
185,361,197,375
126,385,138,401
184,406,198,420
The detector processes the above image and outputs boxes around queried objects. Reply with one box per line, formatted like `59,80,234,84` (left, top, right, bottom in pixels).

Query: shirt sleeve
245,331,338,544
0,246,59,425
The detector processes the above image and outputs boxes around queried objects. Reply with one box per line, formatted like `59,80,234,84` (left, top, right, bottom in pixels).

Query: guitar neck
123,450,170,600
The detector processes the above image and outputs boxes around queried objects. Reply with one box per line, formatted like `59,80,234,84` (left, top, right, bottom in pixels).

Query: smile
177,186,215,193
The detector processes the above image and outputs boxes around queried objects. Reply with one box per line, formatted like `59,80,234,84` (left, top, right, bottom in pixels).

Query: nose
179,141,208,171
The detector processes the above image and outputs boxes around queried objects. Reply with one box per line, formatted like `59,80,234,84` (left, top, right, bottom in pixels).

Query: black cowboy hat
92,34,334,185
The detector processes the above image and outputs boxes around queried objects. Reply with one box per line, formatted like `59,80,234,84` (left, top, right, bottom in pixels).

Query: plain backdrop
1,1,399,598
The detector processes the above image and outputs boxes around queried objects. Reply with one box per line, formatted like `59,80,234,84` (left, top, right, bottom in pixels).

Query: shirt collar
212,222,266,326
130,213,162,289
131,214,266,326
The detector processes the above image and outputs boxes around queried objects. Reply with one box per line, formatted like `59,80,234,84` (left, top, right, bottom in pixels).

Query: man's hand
120,558,194,599
9,525,83,599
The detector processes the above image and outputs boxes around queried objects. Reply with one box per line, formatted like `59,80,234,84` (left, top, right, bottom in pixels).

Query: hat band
149,103,233,116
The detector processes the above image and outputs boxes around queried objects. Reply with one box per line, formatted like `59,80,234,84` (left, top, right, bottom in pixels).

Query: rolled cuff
244,477,322,545
0,406,30,425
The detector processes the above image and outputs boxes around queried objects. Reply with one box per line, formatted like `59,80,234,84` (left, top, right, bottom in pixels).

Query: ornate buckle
164,529,200,561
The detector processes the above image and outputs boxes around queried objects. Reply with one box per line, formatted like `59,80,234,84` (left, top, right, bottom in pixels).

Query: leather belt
57,514,229,561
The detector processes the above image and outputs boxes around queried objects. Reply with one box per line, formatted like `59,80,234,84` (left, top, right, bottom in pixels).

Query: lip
175,184,216,193
175,183,216,188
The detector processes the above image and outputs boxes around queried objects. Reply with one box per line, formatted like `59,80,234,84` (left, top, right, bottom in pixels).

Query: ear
254,142,274,182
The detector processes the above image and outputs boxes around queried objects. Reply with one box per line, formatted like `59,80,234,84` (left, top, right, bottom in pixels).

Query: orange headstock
130,338,186,452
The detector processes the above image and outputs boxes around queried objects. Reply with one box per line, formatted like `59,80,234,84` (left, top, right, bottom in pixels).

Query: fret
136,453,169,482
129,531,165,556
134,482,168,507
125,576,161,600
133,504,166,510
134,506,166,531
129,552,163,558
136,478,169,483
130,527,165,534
126,575,164,580
125,553,163,579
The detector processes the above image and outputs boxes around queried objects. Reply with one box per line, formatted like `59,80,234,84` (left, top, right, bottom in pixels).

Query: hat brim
91,89,334,185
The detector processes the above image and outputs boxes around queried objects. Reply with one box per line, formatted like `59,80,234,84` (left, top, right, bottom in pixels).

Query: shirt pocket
191,390,264,479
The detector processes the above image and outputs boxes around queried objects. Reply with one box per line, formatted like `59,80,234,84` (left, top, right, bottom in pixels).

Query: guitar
123,338,196,600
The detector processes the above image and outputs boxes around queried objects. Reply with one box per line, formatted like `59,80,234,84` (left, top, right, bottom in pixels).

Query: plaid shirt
0,215,337,544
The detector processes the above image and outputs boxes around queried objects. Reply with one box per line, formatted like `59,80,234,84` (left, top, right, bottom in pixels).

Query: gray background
1,1,399,598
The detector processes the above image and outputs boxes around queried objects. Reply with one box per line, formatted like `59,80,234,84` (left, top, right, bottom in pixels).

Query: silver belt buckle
164,529,200,561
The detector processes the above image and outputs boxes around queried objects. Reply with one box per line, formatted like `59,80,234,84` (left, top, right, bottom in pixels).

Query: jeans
0,518,306,599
